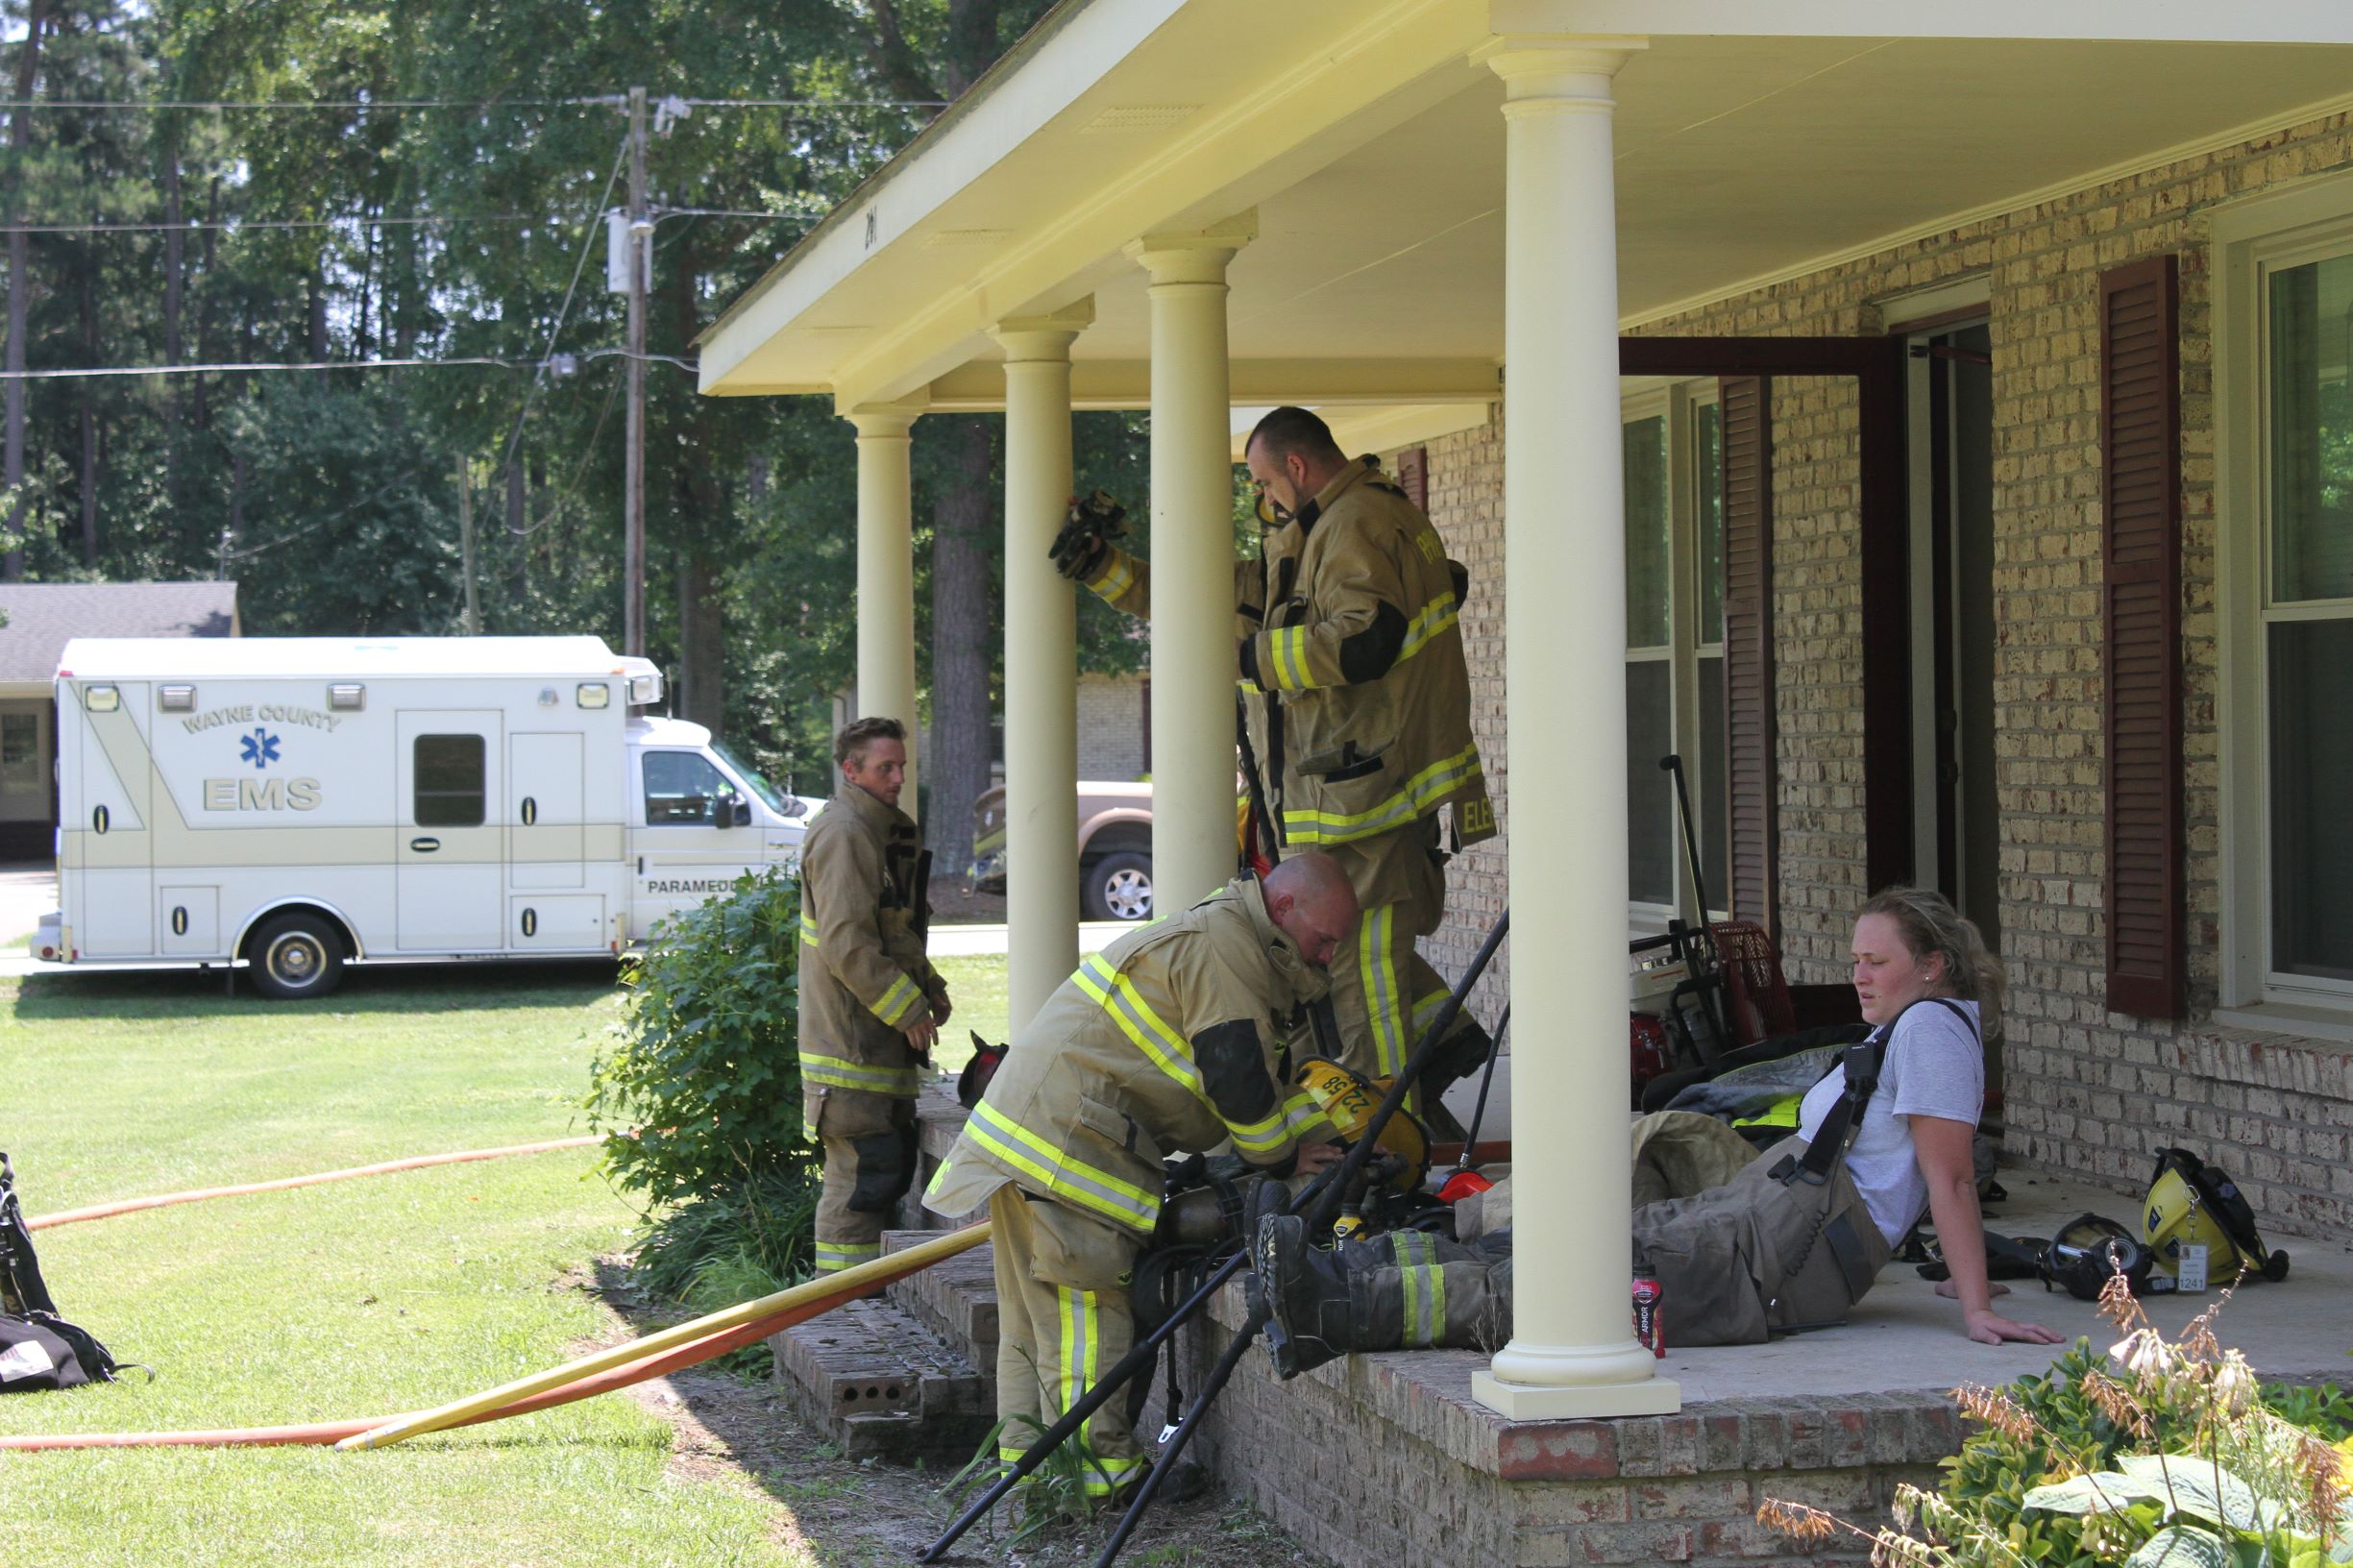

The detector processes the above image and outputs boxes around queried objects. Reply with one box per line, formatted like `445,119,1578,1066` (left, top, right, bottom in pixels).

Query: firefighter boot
1251,1213,1360,1380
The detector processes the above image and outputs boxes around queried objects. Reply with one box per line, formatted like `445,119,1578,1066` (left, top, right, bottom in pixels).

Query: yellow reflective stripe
1079,1448,1147,1497
798,912,820,947
1073,957,1199,1094
815,1240,882,1274
1090,554,1135,602
1427,1260,1446,1345
1280,1089,1329,1140
1075,956,1289,1157
800,1049,919,1095
1282,742,1483,845
1395,591,1459,663
1285,626,1318,691
1411,989,1449,1037
1056,1286,1097,1429
965,1101,1160,1233
870,971,924,1026
1360,905,1405,1079
1389,1234,1443,1345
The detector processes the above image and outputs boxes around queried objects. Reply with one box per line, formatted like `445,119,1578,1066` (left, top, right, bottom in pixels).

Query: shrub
585,870,821,1297
1760,1280,2353,1567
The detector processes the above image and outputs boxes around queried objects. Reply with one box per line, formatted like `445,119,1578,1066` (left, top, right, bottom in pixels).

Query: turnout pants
988,1185,1146,1497
1332,1135,1891,1351
812,1088,919,1276
1322,816,1459,1091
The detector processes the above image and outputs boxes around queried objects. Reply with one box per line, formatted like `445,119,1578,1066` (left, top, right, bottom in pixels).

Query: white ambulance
33,636,820,998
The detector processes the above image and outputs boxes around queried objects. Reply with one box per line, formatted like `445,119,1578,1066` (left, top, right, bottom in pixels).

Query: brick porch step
767,1294,996,1466
883,1227,999,1372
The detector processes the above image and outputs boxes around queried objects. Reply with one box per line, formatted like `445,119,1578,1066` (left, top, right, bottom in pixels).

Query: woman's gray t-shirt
1794,998,1984,1247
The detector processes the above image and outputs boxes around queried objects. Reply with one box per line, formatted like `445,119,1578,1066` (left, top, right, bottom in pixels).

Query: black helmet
2040,1213,2153,1302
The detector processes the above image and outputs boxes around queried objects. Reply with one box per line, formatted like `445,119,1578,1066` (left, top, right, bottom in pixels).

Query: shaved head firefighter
923,854,1356,1503
798,717,951,1280
1052,407,1496,1131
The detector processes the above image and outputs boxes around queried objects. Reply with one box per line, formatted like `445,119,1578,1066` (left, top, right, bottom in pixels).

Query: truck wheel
247,913,346,1000
1083,852,1155,922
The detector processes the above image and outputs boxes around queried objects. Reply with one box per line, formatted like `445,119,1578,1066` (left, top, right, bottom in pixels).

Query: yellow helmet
2143,1148,2290,1284
1294,1057,1429,1194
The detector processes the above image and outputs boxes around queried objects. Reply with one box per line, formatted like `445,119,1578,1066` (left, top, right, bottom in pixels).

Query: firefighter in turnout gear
798,717,949,1279
923,854,1355,1499
1052,407,1495,1120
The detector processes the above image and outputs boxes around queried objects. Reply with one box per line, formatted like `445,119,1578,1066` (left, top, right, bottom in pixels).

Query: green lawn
929,953,1009,1076
0,960,794,1568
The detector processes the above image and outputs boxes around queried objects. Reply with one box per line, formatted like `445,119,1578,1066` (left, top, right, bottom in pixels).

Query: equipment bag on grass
1,1152,58,1317
0,1311,123,1391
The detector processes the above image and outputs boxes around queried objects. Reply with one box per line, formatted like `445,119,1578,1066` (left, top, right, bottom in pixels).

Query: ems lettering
202,777,323,812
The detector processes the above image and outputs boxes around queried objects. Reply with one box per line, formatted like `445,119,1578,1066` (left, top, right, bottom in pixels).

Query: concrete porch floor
790,1092,2351,1566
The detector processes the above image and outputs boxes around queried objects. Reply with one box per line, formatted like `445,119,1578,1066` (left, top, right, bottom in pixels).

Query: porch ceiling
701,6,2353,410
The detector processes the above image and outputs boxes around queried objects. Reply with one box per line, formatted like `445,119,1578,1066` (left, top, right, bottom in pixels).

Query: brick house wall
1076,672,1146,780
1406,105,2353,1243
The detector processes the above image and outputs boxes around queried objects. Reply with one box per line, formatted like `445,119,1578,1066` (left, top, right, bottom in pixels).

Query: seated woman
1251,888,2064,1373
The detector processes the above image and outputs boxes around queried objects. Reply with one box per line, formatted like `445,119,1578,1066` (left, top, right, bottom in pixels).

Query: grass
929,953,1008,1077
0,959,796,1568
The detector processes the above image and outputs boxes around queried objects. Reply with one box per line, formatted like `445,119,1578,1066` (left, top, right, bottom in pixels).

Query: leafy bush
585,870,821,1297
1759,1281,2353,1567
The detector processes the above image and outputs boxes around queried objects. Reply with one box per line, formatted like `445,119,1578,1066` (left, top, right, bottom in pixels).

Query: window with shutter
1719,376,1777,940
2099,257,2184,1018
1396,446,1429,512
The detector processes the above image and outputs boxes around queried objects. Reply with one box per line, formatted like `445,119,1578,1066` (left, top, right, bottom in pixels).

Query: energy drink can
1631,1271,1664,1357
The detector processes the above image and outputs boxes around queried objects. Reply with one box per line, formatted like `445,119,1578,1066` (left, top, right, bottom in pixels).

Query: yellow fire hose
334,1221,992,1452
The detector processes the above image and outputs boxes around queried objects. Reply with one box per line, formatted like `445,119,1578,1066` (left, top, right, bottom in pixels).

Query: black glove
1049,489,1127,581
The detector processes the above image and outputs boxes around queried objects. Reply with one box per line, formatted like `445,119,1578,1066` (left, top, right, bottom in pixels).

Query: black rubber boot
1251,1213,1356,1381
1116,1457,1212,1508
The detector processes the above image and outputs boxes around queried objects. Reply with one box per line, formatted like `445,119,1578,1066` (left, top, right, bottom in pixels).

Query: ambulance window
643,751,738,825
414,734,486,826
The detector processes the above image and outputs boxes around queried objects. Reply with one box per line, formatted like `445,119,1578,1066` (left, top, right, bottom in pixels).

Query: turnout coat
1084,456,1492,851
924,876,1336,1238
797,781,941,1127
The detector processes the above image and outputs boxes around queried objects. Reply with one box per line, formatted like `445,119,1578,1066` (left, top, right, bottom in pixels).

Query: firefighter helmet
2143,1147,2290,1284
1294,1057,1429,1194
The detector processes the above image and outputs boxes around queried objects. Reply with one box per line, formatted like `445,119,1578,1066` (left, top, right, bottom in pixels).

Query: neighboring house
1074,671,1146,780
697,0,2353,1449
0,583,240,859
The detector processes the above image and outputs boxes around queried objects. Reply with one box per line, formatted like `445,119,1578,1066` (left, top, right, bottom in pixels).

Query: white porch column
993,302,1093,1030
1126,212,1256,911
851,404,922,811
1473,35,1679,1420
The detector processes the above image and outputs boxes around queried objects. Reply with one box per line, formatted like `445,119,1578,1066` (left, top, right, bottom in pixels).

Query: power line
494,128,629,489
0,355,531,380
0,214,551,234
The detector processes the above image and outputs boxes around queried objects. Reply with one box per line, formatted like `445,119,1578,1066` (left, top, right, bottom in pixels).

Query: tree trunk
3,0,50,581
926,414,995,870
306,269,328,360
677,550,723,733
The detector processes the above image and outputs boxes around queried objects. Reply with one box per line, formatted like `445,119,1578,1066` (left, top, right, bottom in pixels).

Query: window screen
413,734,486,826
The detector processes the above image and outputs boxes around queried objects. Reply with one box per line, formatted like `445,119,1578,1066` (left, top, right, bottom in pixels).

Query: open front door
395,710,503,951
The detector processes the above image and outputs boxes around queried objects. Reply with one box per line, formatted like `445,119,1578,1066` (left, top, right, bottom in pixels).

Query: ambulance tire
246,912,347,1000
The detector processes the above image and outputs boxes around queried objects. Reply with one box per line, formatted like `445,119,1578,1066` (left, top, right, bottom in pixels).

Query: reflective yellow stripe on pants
1392,1231,1447,1346
1057,1285,1144,1497
815,1239,883,1274
1359,904,1406,1080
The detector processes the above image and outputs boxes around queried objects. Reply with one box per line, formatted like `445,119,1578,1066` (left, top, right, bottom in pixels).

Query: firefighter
1051,406,1495,1124
798,717,950,1279
923,853,1355,1501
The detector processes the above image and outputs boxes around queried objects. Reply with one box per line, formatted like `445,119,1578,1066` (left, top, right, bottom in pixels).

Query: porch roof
701,0,2353,416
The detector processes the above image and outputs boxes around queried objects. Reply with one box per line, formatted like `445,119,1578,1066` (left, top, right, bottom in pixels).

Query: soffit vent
926,229,1013,248
1083,104,1199,134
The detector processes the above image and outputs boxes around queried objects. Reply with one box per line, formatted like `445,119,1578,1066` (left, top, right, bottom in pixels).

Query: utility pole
623,86,648,656
457,458,480,635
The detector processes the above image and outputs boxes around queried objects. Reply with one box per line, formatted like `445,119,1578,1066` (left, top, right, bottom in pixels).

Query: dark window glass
1626,661,1675,905
2269,620,2353,980
414,734,485,827
0,712,37,796
643,751,738,825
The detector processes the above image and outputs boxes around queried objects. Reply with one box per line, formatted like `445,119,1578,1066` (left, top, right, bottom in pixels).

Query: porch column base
1474,1364,1680,1421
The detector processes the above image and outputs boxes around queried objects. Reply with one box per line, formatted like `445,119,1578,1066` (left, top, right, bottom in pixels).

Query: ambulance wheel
247,913,346,1000
1084,852,1155,922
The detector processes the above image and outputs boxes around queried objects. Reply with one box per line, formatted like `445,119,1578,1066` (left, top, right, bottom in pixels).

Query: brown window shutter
2099,257,2184,1018
1396,446,1430,512
1719,376,1777,940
